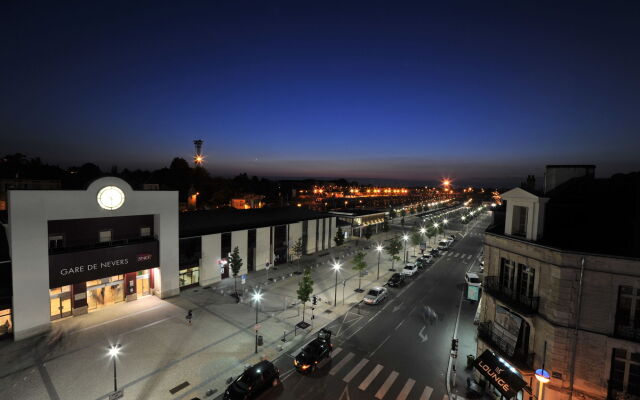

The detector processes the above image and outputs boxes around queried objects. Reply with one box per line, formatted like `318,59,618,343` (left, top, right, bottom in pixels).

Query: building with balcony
477,165,640,400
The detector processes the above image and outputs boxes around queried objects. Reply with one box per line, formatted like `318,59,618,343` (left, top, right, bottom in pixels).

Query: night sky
2,1,639,185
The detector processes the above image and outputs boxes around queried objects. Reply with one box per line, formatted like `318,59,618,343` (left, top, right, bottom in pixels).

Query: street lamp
252,291,263,354
402,234,409,263
107,344,121,392
332,262,341,307
433,223,439,240
376,244,383,280
442,219,448,236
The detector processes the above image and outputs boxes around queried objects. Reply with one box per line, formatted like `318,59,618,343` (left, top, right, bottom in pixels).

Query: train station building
0,177,337,341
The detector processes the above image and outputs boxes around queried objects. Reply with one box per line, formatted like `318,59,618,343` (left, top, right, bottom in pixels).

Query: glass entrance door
50,295,72,320
87,281,124,311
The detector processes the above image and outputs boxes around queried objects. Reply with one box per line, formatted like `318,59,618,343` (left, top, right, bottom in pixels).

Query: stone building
477,165,640,400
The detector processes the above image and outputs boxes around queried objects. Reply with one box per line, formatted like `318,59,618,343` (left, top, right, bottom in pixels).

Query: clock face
97,186,125,210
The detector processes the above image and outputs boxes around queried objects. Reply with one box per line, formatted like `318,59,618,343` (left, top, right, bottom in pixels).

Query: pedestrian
186,309,193,326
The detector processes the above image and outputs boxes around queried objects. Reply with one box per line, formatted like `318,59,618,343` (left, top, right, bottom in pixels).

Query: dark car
294,329,332,373
224,360,280,400
430,249,440,257
387,273,405,287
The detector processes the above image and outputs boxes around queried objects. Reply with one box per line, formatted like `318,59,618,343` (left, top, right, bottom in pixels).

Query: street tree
351,251,367,291
290,237,305,273
400,209,407,218
382,220,389,232
297,268,314,323
228,246,243,296
389,209,397,219
427,227,436,246
334,227,345,246
364,228,372,240
410,231,422,255
385,236,402,271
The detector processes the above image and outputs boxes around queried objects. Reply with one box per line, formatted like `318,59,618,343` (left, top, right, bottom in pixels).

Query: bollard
282,330,287,342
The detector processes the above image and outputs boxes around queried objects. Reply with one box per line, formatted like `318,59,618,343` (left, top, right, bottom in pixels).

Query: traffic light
312,295,317,306
451,338,458,352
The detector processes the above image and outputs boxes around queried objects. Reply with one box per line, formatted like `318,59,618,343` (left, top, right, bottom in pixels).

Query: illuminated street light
402,234,409,263
107,344,121,392
376,244,383,280
332,262,342,307
252,291,263,353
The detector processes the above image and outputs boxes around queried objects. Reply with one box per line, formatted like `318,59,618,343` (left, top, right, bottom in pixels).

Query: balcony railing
614,323,640,343
483,276,540,316
608,380,640,400
477,321,535,371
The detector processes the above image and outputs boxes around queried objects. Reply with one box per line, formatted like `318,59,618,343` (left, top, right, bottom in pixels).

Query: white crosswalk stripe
454,252,460,258
396,378,416,400
420,386,433,400
359,364,384,391
466,254,472,260
375,371,399,399
330,352,354,375
343,358,369,383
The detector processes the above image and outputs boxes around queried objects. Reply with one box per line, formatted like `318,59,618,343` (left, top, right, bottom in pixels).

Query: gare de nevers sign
49,241,159,288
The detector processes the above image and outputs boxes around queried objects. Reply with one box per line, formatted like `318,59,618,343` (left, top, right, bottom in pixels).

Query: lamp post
252,291,263,354
402,234,409,263
332,262,341,307
535,341,550,400
442,219,448,237
433,223,439,240
107,344,121,392
376,244,383,280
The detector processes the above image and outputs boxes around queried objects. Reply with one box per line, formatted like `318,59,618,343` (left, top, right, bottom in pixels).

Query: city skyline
2,1,640,183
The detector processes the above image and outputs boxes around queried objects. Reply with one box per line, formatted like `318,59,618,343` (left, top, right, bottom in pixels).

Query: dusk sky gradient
2,1,640,185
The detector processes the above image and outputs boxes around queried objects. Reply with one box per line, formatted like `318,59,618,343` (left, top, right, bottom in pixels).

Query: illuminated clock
97,186,125,210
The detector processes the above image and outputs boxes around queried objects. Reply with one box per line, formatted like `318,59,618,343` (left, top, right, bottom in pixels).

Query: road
259,212,491,400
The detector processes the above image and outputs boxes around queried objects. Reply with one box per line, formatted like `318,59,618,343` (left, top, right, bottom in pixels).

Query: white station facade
2,177,338,340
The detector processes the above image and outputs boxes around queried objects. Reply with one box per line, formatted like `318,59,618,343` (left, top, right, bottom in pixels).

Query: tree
351,251,367,291
410,231,422,256
297,268,314,323
409,208,416,215
228,246,243,296
385,236,402,271
400,209,407,218
381,220,389,232
389,209,397,219
364,228,372,240
427,227,436,246
334,227,345,246
290,237,306,273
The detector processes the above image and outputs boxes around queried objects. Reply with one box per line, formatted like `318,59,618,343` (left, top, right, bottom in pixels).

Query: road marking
396,378,416,400
466,254,472,259
358,364,383,391
375,371,399,399
453,253,460,258
420,385,433,400
418,326,429,342
370,335,391,357
395,319,405,330
339,385,351,400
330,352,354,375
343,358,369,383
332,347,343,358
392,302,404,313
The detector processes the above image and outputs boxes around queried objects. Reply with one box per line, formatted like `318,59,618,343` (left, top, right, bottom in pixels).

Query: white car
402,263,418,277
465,272,482,287
363,287,388,305
438,240,450,250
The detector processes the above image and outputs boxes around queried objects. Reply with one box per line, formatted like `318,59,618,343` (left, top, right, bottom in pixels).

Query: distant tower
193,139,204,166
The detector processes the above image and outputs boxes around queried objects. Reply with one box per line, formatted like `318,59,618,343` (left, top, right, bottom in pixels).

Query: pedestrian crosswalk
441,251,474,260
325,347,447,400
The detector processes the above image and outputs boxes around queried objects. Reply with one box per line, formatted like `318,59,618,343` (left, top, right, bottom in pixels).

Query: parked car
402,263,418,277
448,234,456,241
438,240,450,250
422,254,433,263
430,249,440,257
387,273,405,287
479,259,485,273
465,272,482,287
415,258,426,270
294,329,333,373
224,360,280,400
363,287,388,305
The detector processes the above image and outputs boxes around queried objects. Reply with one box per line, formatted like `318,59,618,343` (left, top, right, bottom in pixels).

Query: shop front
48,240,159,319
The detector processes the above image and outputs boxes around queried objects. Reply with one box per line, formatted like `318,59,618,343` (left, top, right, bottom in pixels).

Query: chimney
544,165,595,194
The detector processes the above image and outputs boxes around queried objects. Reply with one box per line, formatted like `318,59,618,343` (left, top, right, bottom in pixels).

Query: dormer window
512,206,528,237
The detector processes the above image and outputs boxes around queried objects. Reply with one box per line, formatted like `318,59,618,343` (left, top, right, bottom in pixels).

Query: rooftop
180,207,332,238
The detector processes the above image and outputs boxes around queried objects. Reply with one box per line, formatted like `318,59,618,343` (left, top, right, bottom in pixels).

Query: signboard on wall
48,240,159,288
473,350,527,398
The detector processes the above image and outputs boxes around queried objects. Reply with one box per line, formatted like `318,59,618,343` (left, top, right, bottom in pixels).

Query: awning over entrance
474,349,527,399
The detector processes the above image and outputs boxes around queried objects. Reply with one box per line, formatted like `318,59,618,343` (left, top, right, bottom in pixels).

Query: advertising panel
49,241,159,288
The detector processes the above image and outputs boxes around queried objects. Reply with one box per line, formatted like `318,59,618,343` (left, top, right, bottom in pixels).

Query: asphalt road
256,213,491,400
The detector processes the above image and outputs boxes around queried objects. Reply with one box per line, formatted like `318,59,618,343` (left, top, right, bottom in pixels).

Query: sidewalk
0,230,400,400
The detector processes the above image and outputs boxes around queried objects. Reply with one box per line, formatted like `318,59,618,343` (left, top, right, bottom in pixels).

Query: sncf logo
137,254,153,262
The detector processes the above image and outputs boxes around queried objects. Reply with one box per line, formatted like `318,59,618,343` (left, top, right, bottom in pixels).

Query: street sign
467,285,480,301
108,389,124,400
